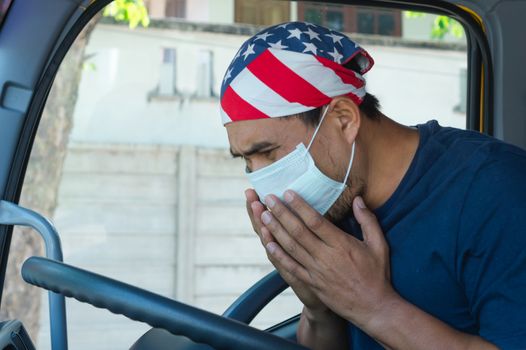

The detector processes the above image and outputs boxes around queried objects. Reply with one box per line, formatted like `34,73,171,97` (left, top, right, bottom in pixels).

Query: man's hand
258,190,499,350
259,190,397,330
246,189,348,350
245,189,327,313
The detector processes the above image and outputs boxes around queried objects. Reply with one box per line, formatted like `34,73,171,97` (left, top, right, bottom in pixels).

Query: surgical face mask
246,106,356,215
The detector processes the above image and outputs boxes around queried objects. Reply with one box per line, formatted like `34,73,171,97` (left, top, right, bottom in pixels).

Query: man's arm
260,191,498,350
297,306,348,350
363,293,496,350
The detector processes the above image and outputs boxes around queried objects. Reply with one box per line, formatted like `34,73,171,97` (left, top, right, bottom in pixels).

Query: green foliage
404,11,426,19
404,11,464,39
82,62,97,71
103,0,150,29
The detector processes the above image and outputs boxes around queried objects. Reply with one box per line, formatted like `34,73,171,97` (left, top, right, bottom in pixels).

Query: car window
0,1,468,348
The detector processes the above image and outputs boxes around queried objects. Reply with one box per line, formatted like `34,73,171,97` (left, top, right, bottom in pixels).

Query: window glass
298,3,403,37
379,13,396,36
1,1,467,349
304,8,321,25
358,11,375,34
326,10,344,31
235,0,290,26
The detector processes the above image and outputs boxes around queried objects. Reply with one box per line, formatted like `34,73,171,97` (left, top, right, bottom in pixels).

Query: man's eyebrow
230,141,276,158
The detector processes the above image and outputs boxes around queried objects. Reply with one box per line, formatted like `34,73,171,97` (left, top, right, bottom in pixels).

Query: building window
196,50,214,98
298,3,402,37
144,0,186,19
235,0,290,26
159,47,177,96
165,0,186,18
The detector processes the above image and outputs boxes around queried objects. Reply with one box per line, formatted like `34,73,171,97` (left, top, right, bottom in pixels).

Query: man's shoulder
420,120,526,169
413,120,526,211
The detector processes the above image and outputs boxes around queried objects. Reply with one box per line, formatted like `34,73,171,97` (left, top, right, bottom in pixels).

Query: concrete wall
36,143,301,349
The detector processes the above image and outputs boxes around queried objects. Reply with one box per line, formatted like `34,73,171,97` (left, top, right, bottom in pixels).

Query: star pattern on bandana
325,32,345,46
328,47,344,63
302,42,317,55
223,67,233,84
242,43,256,60
268,40,288,50
304,27,321,41
255,31,273,41
287,28,303,40
221,22,370,97
276,23,290,30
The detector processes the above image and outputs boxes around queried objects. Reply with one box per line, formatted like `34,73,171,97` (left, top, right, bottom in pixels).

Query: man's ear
328,96,361,144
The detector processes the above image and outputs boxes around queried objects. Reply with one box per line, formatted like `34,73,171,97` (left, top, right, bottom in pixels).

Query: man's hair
295,59,381,126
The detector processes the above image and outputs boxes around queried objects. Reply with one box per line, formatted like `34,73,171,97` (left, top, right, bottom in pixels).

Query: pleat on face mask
246,106,356,215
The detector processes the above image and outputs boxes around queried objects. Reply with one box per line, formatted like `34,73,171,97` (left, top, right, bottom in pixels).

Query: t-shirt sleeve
457,153,526,348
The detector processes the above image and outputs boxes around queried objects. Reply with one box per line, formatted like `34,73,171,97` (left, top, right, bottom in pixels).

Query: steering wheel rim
22,257,307,350
222,269,289,323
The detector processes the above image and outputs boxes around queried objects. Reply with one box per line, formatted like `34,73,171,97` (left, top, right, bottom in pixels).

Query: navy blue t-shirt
340,120,526,349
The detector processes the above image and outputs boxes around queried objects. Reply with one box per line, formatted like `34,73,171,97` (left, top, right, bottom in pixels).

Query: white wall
365,44,466,128
72,24,247,148
210,0,235,23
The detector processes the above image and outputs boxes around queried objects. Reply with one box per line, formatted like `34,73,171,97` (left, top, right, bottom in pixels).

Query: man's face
226,112,362,222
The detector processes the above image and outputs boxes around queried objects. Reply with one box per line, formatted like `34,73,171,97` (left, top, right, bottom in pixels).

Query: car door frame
0,0,95,305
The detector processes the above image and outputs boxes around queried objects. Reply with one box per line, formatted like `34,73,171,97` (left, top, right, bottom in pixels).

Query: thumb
352,196,388,255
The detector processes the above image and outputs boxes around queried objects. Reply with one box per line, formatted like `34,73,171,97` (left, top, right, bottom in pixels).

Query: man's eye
261,147,278,159
245,165,252,173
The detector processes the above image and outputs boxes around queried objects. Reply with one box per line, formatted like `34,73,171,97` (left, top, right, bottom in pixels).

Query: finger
282,190,344,247
264,240,312,285
245,189,258,230
249,201,267,245
260,226,276,245
245,188,259,203
264,194,321,254
261,209,315,267
352,196,388,256
251,201,266,230
245,189,265,236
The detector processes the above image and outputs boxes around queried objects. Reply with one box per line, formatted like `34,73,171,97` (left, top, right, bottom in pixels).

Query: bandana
220,21,374,125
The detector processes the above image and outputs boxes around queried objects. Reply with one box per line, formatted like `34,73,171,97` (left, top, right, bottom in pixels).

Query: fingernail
244,189,250,200
261,211,272,225
266,242,278,254
284,190,294,203
265,195,275,208
355,196,366,209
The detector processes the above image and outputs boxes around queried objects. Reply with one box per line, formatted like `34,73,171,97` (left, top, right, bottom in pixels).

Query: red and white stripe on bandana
220,21,374,125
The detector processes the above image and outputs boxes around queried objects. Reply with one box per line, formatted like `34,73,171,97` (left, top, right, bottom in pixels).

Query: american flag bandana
220,21,374,125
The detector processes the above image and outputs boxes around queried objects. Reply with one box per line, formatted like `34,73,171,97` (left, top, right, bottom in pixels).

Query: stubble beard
325,175,366,223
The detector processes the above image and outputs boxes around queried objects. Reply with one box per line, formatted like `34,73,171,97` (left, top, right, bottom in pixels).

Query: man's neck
358,115,420,210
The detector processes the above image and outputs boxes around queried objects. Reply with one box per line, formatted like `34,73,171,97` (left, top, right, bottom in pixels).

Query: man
221,21,526,349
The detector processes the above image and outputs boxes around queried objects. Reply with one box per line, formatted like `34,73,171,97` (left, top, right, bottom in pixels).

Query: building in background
144,0,464,42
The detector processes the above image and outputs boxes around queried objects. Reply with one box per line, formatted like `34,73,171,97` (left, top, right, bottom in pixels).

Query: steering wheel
22,257,307,350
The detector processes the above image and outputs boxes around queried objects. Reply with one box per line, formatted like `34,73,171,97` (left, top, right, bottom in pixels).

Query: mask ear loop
305,104,356,187
306,105,330,152
341,142,356,187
